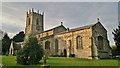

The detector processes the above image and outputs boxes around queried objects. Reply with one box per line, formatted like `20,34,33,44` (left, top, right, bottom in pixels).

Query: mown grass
46,57,118,66
1,56,119,68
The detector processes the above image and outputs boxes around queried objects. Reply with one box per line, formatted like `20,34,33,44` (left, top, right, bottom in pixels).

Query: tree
13,31,25,42
112,24,120,55
16,36,43,65
2,33,11,55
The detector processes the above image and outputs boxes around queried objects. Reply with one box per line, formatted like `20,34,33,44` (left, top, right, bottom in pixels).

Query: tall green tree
112,24,120,55
17,36,43,65
13,31,25,42
2,33,11,55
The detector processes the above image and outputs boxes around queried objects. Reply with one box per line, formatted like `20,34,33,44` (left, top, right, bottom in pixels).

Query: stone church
25,9,111,59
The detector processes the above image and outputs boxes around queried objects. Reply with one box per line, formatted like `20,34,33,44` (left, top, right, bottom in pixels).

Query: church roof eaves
38,25,66,34
70,23,96,32
57,23,97,35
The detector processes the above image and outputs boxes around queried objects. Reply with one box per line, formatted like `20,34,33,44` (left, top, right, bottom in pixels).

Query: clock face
36,25,40,30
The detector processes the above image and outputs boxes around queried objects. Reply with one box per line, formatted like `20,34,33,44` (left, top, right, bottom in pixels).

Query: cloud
2,22,22,33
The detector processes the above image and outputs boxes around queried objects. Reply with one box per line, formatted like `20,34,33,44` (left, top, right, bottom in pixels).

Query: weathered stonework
24,9,111,59
25,8,44,40
56,26,93,59
92,22,111,59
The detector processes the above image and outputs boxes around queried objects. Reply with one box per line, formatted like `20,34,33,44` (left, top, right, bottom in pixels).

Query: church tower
25,8,44,38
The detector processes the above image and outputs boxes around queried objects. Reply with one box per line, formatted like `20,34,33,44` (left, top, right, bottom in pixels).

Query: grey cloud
2,22,23,33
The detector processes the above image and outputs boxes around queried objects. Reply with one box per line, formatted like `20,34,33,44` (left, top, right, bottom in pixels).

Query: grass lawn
1,56,119,68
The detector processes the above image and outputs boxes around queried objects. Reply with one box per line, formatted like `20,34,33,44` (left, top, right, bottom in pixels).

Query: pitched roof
69,23,96,32
38,25,66,34
57,23,96,35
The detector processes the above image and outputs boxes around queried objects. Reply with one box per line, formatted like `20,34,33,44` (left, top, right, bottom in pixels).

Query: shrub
69,54,75,57
16,37,43,65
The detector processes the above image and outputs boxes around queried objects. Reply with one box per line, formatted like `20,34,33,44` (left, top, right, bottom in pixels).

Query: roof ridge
69,23,96,31
38,25,65,34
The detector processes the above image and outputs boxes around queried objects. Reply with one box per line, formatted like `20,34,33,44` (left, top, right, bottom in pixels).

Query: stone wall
36,25,67,56
25,11,44,40
73,28,92,59
41,37,55,56
56,27,93,59
92,22,111,59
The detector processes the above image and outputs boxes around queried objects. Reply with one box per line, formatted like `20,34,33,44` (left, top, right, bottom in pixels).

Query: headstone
40,65,50,68
40,55,50,68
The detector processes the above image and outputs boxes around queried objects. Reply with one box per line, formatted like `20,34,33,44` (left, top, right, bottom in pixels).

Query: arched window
55,39,58,52
36,19,39,25
76,36,83,49
45,41,50,49
69,40,72,54
98,36,103,50
69,40,72,49
36,19,40,30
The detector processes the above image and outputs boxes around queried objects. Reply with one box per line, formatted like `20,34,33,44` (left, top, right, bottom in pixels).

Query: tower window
36,19,40,30
36,19,39,25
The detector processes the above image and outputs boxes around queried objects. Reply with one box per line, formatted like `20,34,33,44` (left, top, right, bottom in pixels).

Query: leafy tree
16,36,43,65
112,24,120,55
2,33,11,55
13,31,25,42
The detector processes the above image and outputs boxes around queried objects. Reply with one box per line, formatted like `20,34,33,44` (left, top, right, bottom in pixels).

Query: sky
1,0,120,2
1,2,119,45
